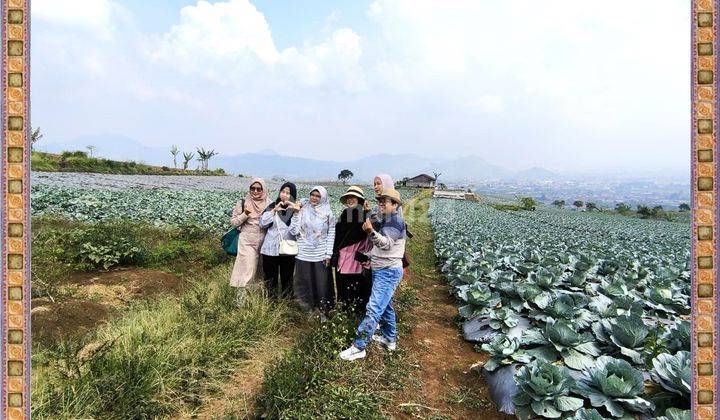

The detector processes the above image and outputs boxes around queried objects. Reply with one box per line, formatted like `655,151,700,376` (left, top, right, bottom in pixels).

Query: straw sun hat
340,186,366,204
377,188,403,205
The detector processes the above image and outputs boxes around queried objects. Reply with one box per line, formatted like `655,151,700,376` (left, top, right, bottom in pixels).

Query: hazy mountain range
37,135,689,184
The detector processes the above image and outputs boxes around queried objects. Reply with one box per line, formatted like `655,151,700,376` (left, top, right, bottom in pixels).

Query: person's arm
289,211,302,236
332,222,341,254
324,215,336,261
259,208,274,229
369,226,403,250
230,201,249,227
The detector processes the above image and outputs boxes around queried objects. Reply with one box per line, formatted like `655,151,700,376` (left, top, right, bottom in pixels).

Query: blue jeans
353,266,404,350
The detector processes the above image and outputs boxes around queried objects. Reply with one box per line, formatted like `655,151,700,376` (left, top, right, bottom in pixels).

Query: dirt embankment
390,192,513,419
32,268,188,347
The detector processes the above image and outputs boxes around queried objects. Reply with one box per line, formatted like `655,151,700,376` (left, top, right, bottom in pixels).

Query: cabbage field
430,199,691,420
31,174,415,231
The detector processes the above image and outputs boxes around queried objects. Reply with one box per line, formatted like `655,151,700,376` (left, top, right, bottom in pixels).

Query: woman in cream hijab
230,178,270,307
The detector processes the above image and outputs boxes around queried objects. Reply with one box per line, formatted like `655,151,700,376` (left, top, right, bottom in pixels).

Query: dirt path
391,192,513,419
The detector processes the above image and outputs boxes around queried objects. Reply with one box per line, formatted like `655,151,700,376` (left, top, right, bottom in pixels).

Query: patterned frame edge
0,1,713,419
1,0,30,418
693,0,720,419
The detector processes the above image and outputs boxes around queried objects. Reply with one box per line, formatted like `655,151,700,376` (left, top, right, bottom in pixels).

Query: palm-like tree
196,148,208,171
170,145,179,169
205,149,218,170
31,127,43,150
182,152,194,170
196,148,219,171
86,145,96,157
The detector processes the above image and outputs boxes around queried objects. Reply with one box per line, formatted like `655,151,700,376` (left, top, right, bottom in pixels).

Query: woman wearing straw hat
331,186,373,315
340,188,407,361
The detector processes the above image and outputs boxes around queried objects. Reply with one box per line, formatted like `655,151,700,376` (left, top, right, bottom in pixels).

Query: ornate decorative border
693,0,720,419
1,0,30,418
0,1,712,419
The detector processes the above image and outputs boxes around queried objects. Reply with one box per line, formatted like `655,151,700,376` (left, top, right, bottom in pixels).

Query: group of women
228,173,400,319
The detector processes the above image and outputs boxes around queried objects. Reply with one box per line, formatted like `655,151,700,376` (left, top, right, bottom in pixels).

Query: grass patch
254,191,428,419
31,216,229,299
256,310,410,419
31,265,292,419
442,386,493,411
32,150,227,175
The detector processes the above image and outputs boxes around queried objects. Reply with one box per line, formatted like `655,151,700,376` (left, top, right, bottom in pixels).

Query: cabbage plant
650,351,690,399
576,356,654,417
480,334,531,371
512,361,584,419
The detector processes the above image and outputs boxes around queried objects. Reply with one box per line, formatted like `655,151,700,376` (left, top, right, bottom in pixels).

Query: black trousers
335,270,372,316
262,254,296,299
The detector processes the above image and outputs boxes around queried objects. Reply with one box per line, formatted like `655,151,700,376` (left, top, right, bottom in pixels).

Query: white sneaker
371,334,397,351
339,345,366,361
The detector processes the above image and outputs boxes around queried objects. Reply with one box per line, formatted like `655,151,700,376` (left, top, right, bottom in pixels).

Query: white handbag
276,213,299,256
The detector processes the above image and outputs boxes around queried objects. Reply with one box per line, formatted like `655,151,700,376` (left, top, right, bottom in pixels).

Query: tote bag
276,212,299,256
221,199,244,256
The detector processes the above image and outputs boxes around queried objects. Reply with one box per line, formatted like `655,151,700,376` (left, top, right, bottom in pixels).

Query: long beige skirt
230,224,265,288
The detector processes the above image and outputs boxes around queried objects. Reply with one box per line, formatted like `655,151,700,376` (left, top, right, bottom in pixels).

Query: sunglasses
250,186,263,192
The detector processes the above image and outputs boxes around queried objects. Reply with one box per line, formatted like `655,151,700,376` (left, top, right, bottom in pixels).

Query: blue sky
30,0,690,173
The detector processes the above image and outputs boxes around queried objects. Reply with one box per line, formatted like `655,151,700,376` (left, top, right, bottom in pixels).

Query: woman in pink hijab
230,178,270,307
368,173,404,230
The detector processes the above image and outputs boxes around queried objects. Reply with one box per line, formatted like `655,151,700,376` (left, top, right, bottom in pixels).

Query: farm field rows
31,173,416,232
429,198,691,419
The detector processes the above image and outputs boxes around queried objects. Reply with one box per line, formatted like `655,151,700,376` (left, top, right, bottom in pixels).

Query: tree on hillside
439,183,447,190
615,202,631,214
86,145,96,157
337,169,353,185
519,196,537,211
182,152,194,170
586,202,598,211
573,200,584,209
679,203,690,212
170,145,179,169
552,199,565,208
31,127,43,150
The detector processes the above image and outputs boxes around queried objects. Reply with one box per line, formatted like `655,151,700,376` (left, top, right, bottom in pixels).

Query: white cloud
30,0,690,172
147,0,365,92
151,0,279,66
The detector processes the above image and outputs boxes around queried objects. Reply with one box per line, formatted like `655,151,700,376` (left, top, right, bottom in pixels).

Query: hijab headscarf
265,182,297,226
299,186,332,247
374,173,394,196
244,178,269,218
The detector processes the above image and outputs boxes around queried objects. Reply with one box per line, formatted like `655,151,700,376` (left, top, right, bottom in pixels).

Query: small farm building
403,174,436,188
